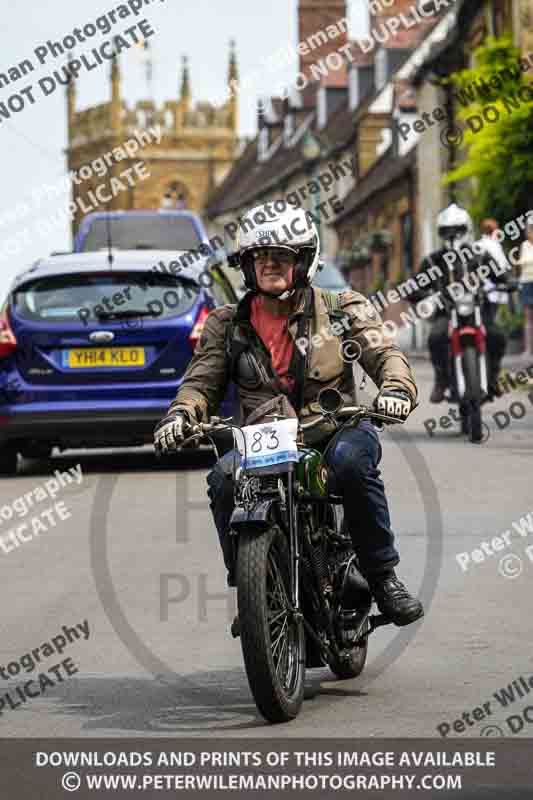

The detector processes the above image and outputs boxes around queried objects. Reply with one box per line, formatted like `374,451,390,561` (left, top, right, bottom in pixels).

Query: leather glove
154,413,190,454
374,389,412,421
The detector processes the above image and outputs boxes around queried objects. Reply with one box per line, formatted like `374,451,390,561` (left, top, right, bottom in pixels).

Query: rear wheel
461,346,483,443
237,524,305,723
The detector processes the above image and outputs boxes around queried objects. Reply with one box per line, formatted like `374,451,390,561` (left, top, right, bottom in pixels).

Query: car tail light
0,309,17,359
189,305,210,350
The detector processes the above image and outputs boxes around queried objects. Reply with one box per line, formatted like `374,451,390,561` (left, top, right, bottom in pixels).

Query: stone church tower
65,44,239,236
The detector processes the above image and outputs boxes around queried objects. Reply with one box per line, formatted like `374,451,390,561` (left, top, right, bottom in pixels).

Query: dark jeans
206,420,400,580
428,312,506,387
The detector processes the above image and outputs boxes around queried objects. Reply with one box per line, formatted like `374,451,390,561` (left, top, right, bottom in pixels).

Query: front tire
461,346,483,443
237,524,305,723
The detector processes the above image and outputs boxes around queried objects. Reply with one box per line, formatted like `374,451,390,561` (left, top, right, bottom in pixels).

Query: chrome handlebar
178,416,235,448
178,406,402,447
299,405,402,432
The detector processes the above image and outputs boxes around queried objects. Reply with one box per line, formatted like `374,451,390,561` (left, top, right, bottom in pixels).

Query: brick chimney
368,0,440,50
298,0,348,107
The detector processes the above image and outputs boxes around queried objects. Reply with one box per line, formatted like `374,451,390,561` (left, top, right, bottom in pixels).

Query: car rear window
80,217,201,252
12,273,200,323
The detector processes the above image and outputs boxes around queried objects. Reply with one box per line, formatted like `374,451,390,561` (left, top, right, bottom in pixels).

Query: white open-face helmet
437,202,473,249
236,203,320,298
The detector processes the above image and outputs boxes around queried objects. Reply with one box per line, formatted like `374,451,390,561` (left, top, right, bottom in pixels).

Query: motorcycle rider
415,203,506,403
154,204,424,628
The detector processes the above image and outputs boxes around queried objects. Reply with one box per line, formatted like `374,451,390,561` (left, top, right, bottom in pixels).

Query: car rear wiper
95,309,154,320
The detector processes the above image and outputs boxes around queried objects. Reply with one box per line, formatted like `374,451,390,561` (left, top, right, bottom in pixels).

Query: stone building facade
65,45,239,237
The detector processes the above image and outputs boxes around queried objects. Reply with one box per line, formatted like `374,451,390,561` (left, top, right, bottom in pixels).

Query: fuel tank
295,448,328,498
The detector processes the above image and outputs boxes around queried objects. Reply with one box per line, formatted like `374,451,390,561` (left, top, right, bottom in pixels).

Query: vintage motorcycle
178,388,400,724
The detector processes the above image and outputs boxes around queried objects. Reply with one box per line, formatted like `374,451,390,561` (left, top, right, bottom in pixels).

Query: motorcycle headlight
457,294,474,317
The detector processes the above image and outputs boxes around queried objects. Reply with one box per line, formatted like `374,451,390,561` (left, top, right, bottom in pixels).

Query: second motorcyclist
414,203,506,402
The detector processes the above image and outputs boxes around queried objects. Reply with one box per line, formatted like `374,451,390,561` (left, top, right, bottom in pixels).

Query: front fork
287,470,300,615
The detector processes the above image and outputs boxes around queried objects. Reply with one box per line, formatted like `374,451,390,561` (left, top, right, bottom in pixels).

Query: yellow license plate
67,347,145,368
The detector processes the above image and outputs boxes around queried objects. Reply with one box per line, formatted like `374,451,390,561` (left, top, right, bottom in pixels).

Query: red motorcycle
445,277,515,443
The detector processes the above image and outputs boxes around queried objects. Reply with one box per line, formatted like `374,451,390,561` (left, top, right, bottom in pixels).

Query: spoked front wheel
237,524,305,723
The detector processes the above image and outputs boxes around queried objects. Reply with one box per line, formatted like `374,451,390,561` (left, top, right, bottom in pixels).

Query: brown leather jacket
168,287,417,444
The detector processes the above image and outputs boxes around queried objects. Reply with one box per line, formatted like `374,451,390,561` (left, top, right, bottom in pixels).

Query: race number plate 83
236,419,299,471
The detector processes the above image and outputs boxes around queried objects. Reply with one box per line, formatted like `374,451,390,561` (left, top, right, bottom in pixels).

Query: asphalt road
1,357,532,738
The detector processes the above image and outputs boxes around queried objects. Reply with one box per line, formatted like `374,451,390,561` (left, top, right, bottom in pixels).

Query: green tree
443,37,533,225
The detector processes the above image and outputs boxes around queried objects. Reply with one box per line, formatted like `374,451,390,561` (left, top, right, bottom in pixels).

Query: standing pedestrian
519,219,533,355
476,219,510,325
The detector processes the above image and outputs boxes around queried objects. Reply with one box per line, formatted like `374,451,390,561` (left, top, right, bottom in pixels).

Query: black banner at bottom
0,738,531,799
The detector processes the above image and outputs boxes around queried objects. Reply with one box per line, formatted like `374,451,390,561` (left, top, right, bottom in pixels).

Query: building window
162,182,188,209
400,211,414,276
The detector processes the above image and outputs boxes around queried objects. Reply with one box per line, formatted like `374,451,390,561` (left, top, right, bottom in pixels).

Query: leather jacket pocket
307,335,345,383
234,349,266,390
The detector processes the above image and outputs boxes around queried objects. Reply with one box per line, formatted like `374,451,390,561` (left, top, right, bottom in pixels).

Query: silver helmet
236,203,320,299
437,202,473,250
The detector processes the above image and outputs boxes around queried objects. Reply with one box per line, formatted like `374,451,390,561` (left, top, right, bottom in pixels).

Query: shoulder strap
224,304,238,363
289,286,314,413
320,289,358,401
322,289,340,315
321,288,350,329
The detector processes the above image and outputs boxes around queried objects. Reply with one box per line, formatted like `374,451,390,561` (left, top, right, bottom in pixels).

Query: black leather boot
368,570,424,627
430,381,447,403
430,362,450,403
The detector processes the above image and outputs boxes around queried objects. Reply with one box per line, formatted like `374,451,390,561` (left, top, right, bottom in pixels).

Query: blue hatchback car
74,209,213,254
0,250,237,474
